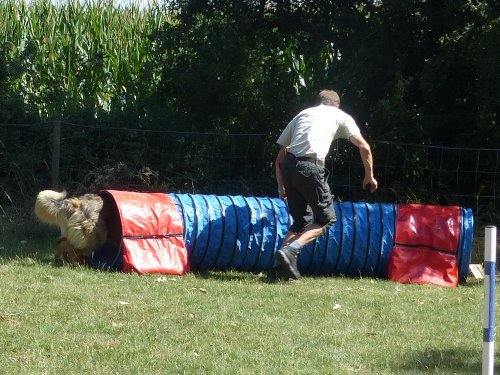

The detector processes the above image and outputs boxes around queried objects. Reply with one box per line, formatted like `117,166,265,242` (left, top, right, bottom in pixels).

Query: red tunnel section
102,190,190,275
388,205,462,287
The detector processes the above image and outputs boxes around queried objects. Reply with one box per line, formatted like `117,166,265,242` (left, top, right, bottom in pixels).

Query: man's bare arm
275,146,287,199
349,134,378,192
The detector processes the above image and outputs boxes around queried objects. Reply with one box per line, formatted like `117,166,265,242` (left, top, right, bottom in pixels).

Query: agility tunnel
91,190,474,287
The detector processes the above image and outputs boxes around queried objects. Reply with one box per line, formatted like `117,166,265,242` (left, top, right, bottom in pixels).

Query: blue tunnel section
298,202,396,278
169,193,398,277
169,194,288,273
458,207,474,282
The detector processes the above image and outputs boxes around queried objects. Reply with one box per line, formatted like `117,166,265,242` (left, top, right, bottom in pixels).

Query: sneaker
276,246,301,280
265,257,289,281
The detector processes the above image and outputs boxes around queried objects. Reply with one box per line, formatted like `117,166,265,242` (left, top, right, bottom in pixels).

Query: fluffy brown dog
34,190,121,265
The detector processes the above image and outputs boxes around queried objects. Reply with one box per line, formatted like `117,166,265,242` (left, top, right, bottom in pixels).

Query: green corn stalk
0,0,167,119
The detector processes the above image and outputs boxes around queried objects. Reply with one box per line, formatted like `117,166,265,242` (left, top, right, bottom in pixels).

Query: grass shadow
0,242,54,265
393,347,482,374
192,269,264,282
0,214,56,264
459,278,485,288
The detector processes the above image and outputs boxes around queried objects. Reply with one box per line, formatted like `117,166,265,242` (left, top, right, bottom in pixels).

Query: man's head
317,90,340,107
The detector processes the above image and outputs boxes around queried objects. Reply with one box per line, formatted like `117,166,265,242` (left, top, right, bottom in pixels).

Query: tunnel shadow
192,269,263,282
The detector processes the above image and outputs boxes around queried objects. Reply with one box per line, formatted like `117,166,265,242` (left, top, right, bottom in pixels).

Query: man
272,89,378,281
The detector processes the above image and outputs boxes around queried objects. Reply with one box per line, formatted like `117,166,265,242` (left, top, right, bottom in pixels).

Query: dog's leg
53,237,67,267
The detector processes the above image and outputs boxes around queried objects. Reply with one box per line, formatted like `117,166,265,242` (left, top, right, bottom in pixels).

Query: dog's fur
35,190,121,265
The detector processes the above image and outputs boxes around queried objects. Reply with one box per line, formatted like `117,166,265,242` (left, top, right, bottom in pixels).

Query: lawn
0,218,492,375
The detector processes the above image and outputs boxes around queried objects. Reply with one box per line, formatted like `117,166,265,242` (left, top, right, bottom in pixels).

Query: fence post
51,120,61,190
483,225,496,375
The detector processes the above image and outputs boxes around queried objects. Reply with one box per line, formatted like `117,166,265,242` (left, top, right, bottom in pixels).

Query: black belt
286,153,324,166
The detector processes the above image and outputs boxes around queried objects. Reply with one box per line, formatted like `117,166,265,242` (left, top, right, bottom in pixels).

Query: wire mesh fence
0,121,274,202
1,121,499,231
328,139,500,229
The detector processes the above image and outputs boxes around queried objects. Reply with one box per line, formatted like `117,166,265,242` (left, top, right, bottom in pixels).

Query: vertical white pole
483,225,496,375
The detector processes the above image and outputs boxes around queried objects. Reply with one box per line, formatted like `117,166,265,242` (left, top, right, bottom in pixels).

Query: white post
483,225,496,375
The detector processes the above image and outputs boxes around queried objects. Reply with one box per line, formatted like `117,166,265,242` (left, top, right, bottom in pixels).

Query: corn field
0,0,167,119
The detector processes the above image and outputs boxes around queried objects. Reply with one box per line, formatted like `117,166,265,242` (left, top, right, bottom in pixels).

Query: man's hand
363,177,378,193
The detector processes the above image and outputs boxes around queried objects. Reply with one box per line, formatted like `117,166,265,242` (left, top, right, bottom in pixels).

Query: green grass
0,219,492,375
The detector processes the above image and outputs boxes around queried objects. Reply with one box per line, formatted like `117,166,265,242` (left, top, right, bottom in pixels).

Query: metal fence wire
1,122,499,230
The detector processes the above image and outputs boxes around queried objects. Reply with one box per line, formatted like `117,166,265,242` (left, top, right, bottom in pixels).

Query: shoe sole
276,250,301,280
265,266,280,283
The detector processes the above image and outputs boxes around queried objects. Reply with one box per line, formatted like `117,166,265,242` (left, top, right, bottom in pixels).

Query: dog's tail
34,190,68,225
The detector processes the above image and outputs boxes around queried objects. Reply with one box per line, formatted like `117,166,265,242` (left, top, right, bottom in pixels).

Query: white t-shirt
276,104,361,162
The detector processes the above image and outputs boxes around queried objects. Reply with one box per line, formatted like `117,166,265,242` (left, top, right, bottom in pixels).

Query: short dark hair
317,90,340,107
